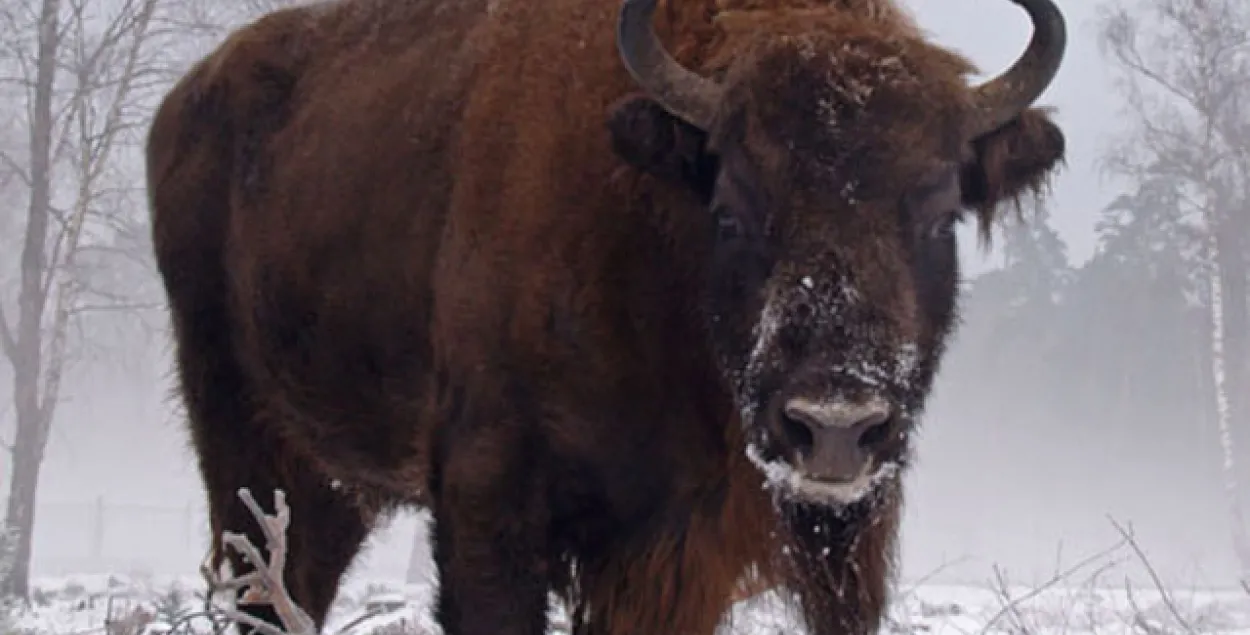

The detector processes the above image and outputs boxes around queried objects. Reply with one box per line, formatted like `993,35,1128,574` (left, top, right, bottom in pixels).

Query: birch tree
0,0,177,600
1097,0,1250,586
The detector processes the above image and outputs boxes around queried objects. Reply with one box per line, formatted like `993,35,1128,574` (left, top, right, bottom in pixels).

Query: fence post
184,501,193,550
92,495,105,562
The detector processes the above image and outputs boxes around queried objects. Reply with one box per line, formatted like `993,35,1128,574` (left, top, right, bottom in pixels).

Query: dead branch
903,555,974,595
1124,578,1174,635
1107,516,1197,635
0,305,14,361
882,556,976,635
68,302,165,316
976,536,1130,635
206,487,316,635
988,565,1031,635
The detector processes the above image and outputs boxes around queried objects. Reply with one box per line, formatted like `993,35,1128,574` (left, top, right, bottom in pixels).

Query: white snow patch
8,572,1250,635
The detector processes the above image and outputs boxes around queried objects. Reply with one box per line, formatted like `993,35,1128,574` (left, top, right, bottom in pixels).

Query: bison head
607,0,1066,507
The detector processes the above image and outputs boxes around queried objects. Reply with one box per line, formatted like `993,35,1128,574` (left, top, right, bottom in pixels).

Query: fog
1,0,1246,603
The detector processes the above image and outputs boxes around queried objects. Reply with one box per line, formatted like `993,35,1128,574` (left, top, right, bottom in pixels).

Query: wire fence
32,498,210,577
29,498,429,581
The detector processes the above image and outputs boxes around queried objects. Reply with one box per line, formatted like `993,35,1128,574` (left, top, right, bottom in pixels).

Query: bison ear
960,107,1065,225
607,93,717,193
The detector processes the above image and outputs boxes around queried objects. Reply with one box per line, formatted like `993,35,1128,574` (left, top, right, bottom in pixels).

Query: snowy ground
6,573,1249,635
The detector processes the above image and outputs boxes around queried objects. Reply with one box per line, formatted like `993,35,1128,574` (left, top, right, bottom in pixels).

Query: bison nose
780,397,892,482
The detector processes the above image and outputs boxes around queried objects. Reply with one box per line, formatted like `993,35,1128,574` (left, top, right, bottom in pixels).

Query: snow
6,573,1249,635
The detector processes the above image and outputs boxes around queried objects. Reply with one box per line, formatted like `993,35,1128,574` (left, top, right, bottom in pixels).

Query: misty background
1,0,1247,602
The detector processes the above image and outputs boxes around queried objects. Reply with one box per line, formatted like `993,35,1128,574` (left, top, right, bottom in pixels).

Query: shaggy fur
145,0,1065,635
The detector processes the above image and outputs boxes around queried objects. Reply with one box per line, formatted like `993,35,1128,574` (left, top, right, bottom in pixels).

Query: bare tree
0,0,180,600
175,0,307,40
1097,0,1250,586
0,0,314,601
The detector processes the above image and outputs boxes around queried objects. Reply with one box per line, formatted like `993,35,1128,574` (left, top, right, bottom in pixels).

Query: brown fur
146,0,1064,635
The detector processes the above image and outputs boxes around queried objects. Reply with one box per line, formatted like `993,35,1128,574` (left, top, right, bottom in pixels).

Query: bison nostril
779,408,815,453
855,412,891,449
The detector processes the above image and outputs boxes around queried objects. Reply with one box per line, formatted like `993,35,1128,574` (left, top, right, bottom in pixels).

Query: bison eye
712,205,743,242
926,209,963,240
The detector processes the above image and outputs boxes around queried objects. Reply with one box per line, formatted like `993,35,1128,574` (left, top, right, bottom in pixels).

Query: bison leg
169,295,373,633
196,421,374,633
150,35,372,632
430,423,553,635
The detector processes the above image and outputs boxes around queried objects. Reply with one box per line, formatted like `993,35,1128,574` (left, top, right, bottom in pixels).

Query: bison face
698,139,959,508
608,0,1067,506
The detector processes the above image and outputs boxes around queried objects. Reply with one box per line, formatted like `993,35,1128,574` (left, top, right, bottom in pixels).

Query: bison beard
145,0,1067,635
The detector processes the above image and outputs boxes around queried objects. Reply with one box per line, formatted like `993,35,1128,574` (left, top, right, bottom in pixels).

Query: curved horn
616,0,723,130
971,0,1067,135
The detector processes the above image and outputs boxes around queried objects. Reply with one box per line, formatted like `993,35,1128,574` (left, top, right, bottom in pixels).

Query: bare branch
0,148,30,186
35,0,162,421
976,536,1130,635
1107,516,1197,635
204,488,318,635
68,301,163,316
0,304,14,361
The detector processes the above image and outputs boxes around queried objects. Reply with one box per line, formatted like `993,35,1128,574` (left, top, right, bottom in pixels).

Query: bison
145,0,1067,633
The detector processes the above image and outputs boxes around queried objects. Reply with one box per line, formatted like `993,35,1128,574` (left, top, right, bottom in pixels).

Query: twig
989,564,1031,635
1107,516,1197,635
886,557,974,635
1124,577,1173,635
0,304,15,361
977,536,1130,635
902,555,973,595
204,488,317,635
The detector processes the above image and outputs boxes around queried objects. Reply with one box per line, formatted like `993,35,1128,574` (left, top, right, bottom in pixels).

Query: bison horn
616,0,723,130
971,0,1067,136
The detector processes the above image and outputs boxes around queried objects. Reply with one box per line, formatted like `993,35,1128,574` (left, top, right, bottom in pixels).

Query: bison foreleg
211,487,317,635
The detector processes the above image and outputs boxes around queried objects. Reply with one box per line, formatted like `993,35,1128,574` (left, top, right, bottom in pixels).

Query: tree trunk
1208,228,1250,585
0,334,50,600
0,0,59,603
0,406,47,600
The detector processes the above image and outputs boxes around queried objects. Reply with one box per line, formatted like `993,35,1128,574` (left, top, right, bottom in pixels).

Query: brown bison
145,0,1066,633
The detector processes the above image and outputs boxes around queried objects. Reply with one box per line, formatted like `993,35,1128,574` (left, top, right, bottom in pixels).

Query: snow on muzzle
738,275,919,506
